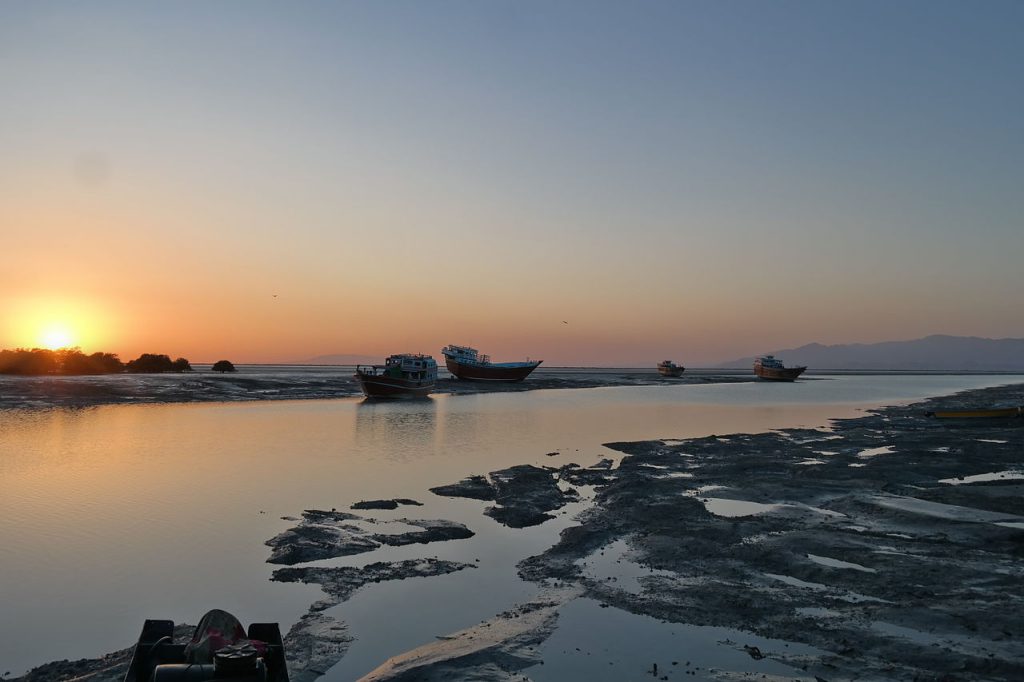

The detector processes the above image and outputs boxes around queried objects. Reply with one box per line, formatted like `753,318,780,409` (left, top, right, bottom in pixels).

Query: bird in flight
562,320,568,324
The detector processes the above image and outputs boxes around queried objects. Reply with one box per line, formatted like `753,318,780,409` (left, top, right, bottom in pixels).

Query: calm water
0,374,1018,677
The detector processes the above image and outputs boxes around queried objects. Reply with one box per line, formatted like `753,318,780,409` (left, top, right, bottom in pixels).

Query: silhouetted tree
0,348,59,375
126,353,170,373
211,360,236,373
87,352,125,374
3,348,190,374
60,349,124,375
1,347,125,375
59,349,92,374
126,353,191,373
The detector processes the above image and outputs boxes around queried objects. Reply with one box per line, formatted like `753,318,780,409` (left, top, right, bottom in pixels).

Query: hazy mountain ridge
720,335,1024,371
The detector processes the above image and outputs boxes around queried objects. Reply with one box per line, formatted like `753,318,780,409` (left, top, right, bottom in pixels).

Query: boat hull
444,358,542,382
658,366,684,377
754,366,807,382
355,371,434,398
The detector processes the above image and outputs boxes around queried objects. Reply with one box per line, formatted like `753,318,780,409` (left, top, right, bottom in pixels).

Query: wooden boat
753,355,807,381
926,407,1022,419
657,360,685,377
441,344,541,382
355,354,436,398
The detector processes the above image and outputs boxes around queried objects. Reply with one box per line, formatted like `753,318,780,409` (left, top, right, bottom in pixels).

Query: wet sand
10,382,1023,681
508,383,1024,681
338,382,1024,681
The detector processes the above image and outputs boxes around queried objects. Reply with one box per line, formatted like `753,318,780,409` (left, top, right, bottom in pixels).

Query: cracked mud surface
352,383,1023,680
266,509,481,681
432,465,579,528
14,382,1022,682
265,510,474,565
514,383,1024,681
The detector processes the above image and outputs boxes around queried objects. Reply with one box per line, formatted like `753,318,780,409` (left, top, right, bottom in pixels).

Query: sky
2,1,1022,366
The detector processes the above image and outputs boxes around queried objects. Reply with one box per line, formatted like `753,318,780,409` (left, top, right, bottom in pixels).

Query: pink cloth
183,609,267,663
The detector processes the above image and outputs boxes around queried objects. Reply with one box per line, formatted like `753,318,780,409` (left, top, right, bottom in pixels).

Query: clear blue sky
2,1,1022,364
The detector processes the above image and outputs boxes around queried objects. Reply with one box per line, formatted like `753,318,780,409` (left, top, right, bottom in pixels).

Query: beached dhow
441,345,542,382
657,360,685,377
355,354,437,398
753,355,807,382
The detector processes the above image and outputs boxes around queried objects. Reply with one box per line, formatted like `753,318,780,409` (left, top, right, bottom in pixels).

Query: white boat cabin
442,345,491,365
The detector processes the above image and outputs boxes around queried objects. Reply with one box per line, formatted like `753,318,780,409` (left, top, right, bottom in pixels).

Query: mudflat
10,382,1023,681
0,367,751,409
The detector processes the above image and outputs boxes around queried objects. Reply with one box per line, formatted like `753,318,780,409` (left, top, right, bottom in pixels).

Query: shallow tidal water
0,373,1018,677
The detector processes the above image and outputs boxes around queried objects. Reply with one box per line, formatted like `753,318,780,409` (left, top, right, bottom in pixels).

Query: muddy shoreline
0,369,752,410
11,382,1023,681
347,382,1024,681
509,383,1024,680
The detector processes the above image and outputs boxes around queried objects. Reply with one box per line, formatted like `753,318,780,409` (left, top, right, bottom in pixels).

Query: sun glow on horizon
2,297,118,354
39,323,76,350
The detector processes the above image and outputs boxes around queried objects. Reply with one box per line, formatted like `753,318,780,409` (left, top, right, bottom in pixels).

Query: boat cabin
358,354,437,381
442,345,491,365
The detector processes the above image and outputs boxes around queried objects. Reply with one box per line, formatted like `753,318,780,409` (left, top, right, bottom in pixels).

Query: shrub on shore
212,360,236,373
0,348,125,375
125,354,193,373
62,351,125,374
1,348,196,375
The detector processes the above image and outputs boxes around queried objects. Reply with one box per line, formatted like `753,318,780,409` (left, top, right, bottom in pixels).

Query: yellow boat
926,407,1022,419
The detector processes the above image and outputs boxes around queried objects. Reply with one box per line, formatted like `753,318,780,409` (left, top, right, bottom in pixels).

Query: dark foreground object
125,611,289,682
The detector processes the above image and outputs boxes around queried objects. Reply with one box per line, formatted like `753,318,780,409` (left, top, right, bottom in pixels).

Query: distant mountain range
719,335,1024,371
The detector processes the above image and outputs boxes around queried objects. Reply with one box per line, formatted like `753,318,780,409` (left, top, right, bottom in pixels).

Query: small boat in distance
657,360,685,377
753,355,807,382
355,354,437,398
441,345,542,382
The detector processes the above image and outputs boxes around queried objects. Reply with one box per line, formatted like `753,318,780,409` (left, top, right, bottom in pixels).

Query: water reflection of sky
527,598,822,681
0,374,1018,675
354,398,438,463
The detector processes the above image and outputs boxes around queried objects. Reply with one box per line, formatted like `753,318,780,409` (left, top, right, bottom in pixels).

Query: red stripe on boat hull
754,366,807,382
444,358,542,382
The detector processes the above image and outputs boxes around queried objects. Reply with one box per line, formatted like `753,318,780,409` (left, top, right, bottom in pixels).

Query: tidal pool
0,373,1017,676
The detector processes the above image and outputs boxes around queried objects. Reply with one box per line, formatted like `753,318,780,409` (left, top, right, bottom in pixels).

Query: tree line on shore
0,348,214,375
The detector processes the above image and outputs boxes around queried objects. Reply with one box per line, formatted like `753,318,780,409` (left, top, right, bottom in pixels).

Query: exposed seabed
0,368,753,410
10,382,1024,681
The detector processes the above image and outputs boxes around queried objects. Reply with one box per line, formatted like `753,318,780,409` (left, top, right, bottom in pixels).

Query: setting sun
39,324,76,350
2,296,116,354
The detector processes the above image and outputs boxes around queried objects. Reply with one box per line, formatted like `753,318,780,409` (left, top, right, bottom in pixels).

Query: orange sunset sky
3,3,1022,366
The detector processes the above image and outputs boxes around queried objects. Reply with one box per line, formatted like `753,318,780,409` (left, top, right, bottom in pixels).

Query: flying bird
562,320,568,324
